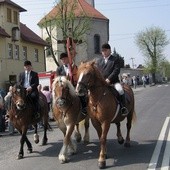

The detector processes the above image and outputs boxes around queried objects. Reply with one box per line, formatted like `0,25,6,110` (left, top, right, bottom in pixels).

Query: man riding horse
18,60,40,119
96,43,128,116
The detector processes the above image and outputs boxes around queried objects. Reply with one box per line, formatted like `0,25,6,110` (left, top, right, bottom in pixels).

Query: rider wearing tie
18,60,40,119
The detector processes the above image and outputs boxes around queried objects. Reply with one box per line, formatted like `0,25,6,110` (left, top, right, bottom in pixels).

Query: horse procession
0,39,136,169
0,40,136,169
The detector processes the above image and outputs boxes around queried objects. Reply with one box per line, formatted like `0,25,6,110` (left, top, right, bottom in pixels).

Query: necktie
26,72,29,82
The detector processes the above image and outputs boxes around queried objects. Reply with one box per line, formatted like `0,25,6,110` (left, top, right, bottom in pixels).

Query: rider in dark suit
56,53,87,115
96,43,128,116
18,60,40,119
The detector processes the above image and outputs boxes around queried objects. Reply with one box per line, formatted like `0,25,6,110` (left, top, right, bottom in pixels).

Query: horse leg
59,124,76,164
25,136,33,153
124,111,133,147
83,117,90,144
17,131,27,159
98,122,111,169
42,117,48,145
91,119,108,169
33,124,39,144
74,123,82,143
115,122,124,144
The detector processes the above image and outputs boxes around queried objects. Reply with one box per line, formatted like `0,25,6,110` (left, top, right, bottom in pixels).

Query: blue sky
13,0,170,67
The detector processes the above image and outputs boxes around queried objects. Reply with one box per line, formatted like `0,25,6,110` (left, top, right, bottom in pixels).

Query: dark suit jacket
96,55,120,84
18,70,39,93
56,65,67,76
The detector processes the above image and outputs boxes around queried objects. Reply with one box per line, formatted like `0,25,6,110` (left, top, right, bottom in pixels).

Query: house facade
38,0,109,71
0,0,47,90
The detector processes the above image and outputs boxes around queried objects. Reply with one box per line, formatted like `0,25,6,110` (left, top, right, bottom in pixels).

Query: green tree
159,59,170,80
135,26,169,83
38,0,91,66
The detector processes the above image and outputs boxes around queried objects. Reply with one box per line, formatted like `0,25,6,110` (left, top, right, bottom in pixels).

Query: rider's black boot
120,94,128,116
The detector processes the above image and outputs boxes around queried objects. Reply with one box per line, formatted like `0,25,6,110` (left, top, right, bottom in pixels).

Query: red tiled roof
20,23,48,46
0,27,10,37
0,0,26,12
38,0,108,25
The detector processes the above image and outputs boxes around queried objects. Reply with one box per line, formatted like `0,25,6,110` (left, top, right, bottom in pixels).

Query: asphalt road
0,83,170,170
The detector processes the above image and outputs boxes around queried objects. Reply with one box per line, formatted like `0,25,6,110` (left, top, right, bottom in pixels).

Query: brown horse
75,61,136,169
8,84,49,159
52,76,89,163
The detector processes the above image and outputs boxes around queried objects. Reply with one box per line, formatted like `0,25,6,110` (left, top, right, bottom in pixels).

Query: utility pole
130,57,135,69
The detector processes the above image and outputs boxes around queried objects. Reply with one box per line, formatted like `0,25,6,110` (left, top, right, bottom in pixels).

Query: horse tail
132,109,137,124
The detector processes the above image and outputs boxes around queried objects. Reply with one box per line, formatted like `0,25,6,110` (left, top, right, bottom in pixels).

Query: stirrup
121,107,128,116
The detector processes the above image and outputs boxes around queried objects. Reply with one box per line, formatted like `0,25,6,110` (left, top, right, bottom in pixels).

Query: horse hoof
34,134,39,144
42,138,48,145
118,138,124,145
98,161,106,169
27,148,33,153
124,142,131,147
17,154,23,160
59,155,69,164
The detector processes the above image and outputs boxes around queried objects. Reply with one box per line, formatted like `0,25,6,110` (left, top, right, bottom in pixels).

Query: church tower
85,0,95,7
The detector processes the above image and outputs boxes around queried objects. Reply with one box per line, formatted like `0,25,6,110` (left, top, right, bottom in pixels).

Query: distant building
38,0,109,71
0,0,48,90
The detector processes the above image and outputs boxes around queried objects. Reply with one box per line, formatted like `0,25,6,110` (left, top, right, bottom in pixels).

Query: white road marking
161,127,170,170
147,117,170,170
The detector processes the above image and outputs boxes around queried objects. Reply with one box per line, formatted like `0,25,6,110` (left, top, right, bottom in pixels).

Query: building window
94,34,100,54
14,45,19,60
22,46,27,60
13,11,18,24
7,8,12,23
34,49,39,62
8,43,13,59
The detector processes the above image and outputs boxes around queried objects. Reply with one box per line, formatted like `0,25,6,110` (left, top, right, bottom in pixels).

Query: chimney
85,0,95,7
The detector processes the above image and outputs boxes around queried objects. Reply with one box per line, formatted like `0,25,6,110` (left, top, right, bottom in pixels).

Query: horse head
76,61,106,96
52,76,76,108
12,84,27,110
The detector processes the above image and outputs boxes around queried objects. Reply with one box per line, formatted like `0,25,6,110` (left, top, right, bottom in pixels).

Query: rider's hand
105,79,110,84
26,87,32,92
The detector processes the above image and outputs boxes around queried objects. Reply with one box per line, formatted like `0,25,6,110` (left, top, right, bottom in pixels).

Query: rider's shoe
121,107,128,116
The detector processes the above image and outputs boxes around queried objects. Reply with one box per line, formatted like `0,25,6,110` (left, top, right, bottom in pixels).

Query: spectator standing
142,75,146,88
132,76,137,89
4,86,15,135
42,86,52,118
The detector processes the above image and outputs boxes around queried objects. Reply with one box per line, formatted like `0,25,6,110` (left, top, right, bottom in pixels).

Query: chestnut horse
52,76,89,163
8,84,49,159
76,61,136,169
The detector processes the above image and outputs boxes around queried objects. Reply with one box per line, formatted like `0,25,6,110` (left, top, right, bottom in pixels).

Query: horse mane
52,76,77,97
78,61,108,86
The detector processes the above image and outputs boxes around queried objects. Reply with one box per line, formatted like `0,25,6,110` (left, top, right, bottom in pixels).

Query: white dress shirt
24,71,31,88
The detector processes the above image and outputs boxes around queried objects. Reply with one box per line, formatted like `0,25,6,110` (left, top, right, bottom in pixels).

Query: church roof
38,0,108,25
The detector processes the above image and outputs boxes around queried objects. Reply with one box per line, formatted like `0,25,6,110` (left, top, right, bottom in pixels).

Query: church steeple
85,0,95,7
